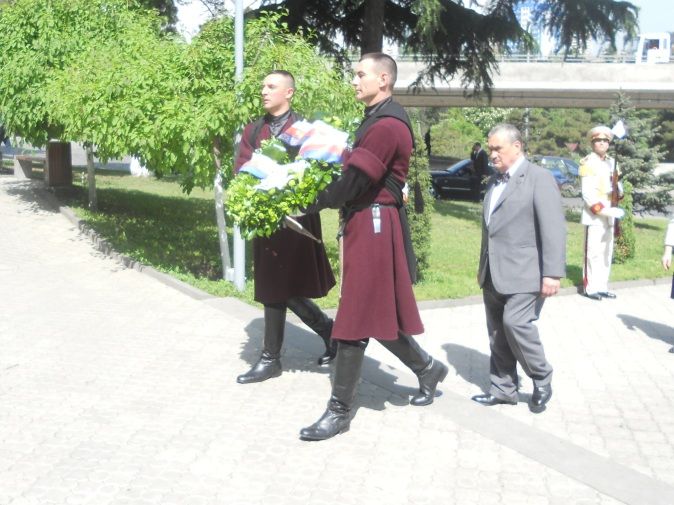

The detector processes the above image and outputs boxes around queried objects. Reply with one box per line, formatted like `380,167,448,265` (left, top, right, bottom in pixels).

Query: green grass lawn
64,168,670,308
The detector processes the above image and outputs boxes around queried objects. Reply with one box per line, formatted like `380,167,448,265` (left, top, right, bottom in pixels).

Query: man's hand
662,245,672,270
541,277,560,297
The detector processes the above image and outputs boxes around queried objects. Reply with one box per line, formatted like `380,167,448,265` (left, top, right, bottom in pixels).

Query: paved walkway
1,176,674,505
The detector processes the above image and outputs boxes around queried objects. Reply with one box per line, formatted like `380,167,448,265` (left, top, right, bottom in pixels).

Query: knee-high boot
286,296,336,366
299,339,368,441
379,333,448,406
236,303,286,384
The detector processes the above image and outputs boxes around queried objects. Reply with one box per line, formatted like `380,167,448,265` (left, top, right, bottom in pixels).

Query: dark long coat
234,116,335,304
332,116,424,341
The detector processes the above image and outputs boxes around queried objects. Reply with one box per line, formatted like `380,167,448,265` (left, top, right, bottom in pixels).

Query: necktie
496,172,510,184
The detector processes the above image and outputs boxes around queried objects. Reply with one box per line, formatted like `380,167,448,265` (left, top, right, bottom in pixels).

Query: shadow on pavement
441,342,491,392
617,313,674,348
237,319,417,413
1,177,60,215
239,318,332,378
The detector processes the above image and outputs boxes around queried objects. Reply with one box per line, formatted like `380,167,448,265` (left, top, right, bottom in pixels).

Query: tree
654,110,674,162
138,0,179,27
609,92,671,214
0,0,159,147
614,180,635,262
508,108,593,157
45,11,359,191
47,10,360,278
239,0,638,94
429,109,482,159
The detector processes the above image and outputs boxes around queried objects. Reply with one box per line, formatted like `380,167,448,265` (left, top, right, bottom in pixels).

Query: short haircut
473,142,481,148
267,70,295,89
488,123,522,145
360,52,397,87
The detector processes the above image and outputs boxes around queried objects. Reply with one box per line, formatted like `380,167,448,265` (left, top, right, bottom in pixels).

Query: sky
629,0,671,33
175,1,211,41
175,0,672,42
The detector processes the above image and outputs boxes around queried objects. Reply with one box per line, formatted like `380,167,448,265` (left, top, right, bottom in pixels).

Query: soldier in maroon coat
234,71,337,385
298,54,448,441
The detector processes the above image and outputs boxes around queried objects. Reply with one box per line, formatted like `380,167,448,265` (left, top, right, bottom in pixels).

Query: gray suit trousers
483,274,553,401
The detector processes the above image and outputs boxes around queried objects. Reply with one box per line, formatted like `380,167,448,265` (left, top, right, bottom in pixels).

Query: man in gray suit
473,123,566,413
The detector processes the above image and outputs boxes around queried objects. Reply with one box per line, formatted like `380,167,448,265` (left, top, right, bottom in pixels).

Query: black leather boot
380,333,448,406
236,303,286,384
287,296,336,365
299,339,368,441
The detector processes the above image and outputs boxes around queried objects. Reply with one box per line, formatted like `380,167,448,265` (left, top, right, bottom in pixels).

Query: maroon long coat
332,116,424,341
234,115,335,304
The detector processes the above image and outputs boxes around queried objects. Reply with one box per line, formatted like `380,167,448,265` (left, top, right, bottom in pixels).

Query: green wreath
225,137,341,239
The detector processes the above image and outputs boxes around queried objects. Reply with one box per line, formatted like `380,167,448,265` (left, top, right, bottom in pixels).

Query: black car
429,159,495,201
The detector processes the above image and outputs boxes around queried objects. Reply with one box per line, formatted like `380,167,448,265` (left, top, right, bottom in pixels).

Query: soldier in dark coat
298,54,448,441
234,70,337,385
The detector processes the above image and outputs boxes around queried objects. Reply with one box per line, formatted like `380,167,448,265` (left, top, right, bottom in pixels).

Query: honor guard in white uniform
580,125,625,300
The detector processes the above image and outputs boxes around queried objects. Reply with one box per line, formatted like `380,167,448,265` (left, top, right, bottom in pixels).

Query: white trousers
583,224,614,294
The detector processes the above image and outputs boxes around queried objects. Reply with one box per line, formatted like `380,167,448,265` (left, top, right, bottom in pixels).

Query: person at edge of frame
660,217,674,354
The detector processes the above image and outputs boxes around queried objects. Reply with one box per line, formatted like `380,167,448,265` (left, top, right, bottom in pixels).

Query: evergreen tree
507,108,592,158
653,110,674,162
609,92,671,214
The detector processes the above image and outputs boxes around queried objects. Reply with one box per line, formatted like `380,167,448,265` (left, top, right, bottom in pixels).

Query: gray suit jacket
478,159,566,294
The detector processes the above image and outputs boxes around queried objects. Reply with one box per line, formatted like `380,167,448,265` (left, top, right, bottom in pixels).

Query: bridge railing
396,53,653,64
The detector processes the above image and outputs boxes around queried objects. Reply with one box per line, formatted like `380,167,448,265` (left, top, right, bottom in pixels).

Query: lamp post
232,0,246,291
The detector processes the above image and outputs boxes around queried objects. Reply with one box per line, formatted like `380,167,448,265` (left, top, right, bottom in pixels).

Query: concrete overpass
394,61,674,109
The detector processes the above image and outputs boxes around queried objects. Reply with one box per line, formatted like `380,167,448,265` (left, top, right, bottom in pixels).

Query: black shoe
530,384,552,412
300,340,367,441
584,292,603,301
299,404,350,441
669,346,674,354
598,292,617,299
471,393,517,406
236,353,281,384
411,359,449,406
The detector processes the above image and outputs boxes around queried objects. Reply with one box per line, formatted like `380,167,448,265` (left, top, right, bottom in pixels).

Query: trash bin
45,141,72,187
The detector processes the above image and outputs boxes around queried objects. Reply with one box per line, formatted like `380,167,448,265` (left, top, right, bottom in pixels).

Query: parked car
531,155,580,196
429,159,495,201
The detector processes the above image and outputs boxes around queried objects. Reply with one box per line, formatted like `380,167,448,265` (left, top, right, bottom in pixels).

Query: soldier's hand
541,277,560,297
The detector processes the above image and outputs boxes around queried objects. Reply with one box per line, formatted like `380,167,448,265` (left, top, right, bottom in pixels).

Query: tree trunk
212,136,232,279
85,144,97,211
361,0,385,54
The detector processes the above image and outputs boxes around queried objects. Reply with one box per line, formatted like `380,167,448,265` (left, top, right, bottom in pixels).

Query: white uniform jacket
579,152,619,227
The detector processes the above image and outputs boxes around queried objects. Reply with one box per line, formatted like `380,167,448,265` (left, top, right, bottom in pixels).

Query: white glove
599,207,625,219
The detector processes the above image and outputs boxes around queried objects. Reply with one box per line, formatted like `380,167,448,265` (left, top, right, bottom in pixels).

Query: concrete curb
35,184,215,302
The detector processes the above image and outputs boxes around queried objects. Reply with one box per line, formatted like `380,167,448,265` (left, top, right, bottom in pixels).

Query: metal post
232,0,246,291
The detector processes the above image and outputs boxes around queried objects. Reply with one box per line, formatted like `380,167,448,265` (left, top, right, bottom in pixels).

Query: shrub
614,180,635,263
407,132,434,280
